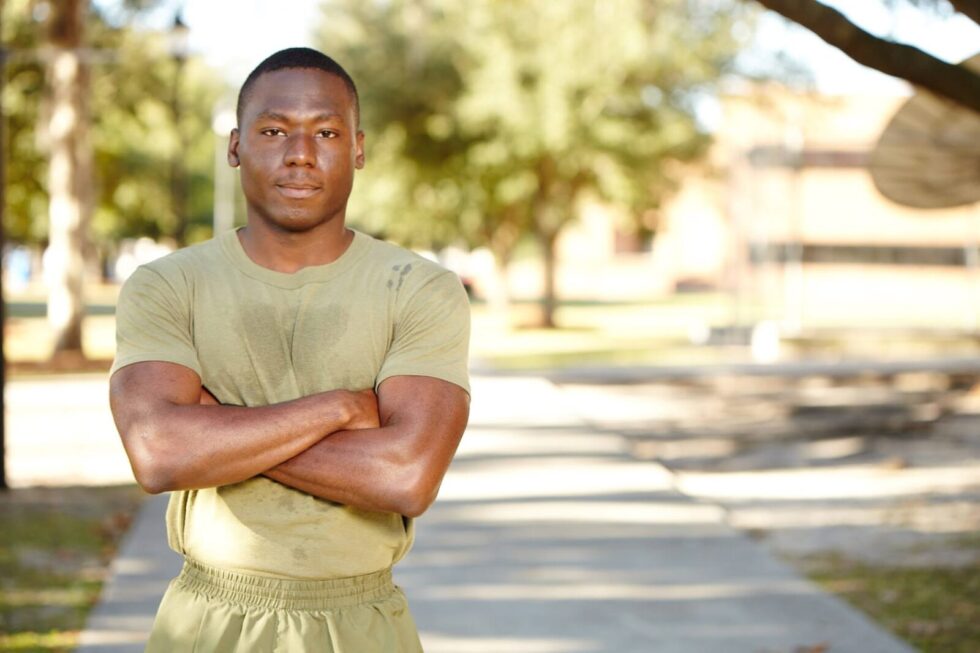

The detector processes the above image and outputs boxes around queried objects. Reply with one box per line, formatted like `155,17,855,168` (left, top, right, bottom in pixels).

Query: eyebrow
255,111,290,123
254,111,345,124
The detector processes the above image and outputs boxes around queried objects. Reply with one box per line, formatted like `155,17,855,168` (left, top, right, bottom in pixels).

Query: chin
270,212,337,234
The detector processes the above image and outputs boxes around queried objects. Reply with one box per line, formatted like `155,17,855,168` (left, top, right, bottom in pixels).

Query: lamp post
168,11,189,247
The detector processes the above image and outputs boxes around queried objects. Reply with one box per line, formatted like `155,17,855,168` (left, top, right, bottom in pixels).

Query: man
109,47,470,652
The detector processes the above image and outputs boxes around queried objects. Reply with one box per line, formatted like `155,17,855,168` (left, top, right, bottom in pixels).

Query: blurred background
1,0,978,651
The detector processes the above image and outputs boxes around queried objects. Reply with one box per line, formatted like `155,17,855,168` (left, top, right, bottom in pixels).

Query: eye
260,127,285,136
318,130,338,139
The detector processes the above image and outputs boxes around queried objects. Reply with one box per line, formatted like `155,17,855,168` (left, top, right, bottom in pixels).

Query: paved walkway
5,374,135,487
75,374,917,652
75,495,180,652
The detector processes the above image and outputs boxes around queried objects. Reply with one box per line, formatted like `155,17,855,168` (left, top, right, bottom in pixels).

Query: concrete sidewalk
75,495,181,652
77,374,917,652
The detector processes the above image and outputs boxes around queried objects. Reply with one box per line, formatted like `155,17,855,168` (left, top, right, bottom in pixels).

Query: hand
199,386,220,405
342,389,380,430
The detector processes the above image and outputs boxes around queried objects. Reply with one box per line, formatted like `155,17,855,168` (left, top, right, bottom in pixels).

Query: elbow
396,495,432,519
130,451,179,495
132,462,176,495
122,424,181,494
135,475,170,496
393,469,440,518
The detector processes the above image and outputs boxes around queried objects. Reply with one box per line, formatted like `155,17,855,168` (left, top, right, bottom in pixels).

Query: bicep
376,375,470,512
109,361,203,433
377,375,470,446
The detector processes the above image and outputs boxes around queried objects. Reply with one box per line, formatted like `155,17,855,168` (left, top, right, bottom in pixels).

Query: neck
237,218,354,274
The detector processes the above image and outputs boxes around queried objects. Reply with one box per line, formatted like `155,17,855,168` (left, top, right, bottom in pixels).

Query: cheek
238,162,272,205
238,140,275,170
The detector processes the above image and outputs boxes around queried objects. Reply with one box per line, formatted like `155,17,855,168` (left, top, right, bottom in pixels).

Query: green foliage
87,24,227,246
318,0,750,260
2,0,230,250
2,0,49,244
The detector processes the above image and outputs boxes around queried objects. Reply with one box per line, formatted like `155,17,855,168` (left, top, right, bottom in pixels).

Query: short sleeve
110,265,202,377
376,270,471,394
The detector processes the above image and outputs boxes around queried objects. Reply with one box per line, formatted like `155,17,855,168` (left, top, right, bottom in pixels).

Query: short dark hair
236,47,360,126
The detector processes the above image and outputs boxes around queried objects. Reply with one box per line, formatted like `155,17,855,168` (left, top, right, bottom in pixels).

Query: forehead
242,68,355,122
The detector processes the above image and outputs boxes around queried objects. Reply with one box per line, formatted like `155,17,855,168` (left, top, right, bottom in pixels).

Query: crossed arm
108,361,469,517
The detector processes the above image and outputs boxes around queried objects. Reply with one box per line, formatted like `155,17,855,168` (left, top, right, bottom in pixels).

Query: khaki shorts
146,558,423,652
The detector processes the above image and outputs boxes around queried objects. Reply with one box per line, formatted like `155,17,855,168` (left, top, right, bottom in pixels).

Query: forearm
114,389,357,493
263,426,424,514
263,378,469,517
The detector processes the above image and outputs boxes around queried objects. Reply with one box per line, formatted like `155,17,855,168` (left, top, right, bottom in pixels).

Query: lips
276,183,322,199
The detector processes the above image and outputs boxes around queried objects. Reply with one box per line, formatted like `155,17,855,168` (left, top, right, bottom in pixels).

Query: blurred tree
752,0,980,113
2,0,225,358
1,0,7,491
2,0,47,246
87,19,225,248
41,0,91,357
320,0,749,326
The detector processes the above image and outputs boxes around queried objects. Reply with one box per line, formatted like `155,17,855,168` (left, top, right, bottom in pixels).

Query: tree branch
753,0,980,114
948,0,980,27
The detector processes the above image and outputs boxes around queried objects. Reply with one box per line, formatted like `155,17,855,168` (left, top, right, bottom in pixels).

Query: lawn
0,485,145,653
807,553,980,653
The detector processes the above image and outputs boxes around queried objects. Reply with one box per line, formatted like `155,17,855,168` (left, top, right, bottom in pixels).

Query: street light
169,13,190,61
169,11,190,247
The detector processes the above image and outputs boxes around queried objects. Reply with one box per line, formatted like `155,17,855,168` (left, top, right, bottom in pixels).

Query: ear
354,130,366,170
227,128,241,168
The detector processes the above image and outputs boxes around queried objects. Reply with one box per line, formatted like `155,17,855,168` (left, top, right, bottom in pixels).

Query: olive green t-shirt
111,228,470,579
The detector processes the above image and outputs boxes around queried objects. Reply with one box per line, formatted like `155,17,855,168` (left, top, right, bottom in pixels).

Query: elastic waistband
176,558,396,611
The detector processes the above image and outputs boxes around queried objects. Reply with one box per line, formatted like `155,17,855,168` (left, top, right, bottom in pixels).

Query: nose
283,132,316,167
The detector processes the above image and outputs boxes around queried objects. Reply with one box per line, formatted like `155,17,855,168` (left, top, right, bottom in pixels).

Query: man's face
229,68,365,233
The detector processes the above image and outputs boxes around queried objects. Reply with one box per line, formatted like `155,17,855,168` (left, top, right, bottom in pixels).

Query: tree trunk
44,0,91,359
485,214,521,324
538,230,559,329
531,158,563,329
486,248,512,320
0,0,8,490
949,0,980,27
754,0,980,114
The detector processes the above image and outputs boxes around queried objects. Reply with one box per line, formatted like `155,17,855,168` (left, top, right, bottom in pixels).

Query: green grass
481,339,743,370
809,556,980,653
0,486,144,653
469,295,980,371
3,302,117,319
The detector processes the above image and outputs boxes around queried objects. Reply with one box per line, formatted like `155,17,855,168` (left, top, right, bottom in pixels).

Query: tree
1,0,7,490
320,0,749,326
752,0,980,114
87,22,225,247
2,1,47,246
42,0,91,358
2,0,226,359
